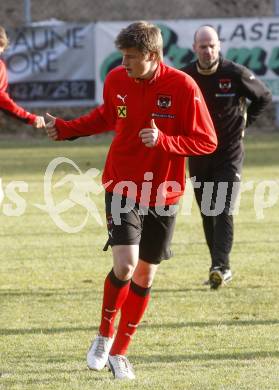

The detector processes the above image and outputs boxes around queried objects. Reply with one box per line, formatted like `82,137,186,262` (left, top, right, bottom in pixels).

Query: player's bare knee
113,263,135,281
133,263,158,287
133,273,154,288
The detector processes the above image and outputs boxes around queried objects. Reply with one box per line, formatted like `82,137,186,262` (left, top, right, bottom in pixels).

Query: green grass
0,133,279,389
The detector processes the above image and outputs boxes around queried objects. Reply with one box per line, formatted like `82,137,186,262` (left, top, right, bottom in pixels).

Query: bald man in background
182,26,272,289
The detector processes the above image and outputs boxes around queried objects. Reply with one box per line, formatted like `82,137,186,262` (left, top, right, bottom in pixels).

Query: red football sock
99,269,131,338
110,280,151,355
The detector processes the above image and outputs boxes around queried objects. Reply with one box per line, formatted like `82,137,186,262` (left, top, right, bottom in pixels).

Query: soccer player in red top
0,26,45,129
46,21,217,380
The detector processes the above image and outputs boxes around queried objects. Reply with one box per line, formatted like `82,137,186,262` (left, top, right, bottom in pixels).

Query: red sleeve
0,60,36,124
56,105,114,140
156,83,217,156
0,60,7,90
55,76,116,140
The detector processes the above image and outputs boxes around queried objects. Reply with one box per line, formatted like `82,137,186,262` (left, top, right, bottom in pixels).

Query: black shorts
103,192,178,265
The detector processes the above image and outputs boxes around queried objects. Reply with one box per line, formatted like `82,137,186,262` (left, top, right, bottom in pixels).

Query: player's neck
139,62,159,81
197,59,219,75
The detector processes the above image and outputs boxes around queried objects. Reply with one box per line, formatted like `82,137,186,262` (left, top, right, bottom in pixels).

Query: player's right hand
45,113,58,140
33,116,45,129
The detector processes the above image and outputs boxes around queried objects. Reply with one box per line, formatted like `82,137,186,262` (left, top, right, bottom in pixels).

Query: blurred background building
0,0,273,25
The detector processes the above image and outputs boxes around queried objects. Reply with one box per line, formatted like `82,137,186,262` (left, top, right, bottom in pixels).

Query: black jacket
182,58,272,151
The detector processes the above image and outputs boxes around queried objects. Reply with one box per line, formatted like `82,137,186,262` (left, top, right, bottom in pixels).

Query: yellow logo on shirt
117,106,127,118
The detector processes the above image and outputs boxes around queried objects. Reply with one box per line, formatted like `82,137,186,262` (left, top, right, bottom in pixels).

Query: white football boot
87,334,114,371
107,354,135,380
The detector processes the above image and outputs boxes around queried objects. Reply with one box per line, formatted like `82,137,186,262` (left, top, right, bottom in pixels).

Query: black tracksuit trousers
188,142,244,271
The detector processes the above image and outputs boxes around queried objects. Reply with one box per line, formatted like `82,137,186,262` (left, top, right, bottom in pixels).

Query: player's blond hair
115,21,163,61
0,26,9,49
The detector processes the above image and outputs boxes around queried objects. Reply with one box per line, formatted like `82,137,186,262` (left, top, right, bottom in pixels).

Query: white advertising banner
5,23,96,107
95,18,279,103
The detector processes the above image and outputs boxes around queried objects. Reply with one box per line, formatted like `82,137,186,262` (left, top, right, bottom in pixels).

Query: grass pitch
0,133,279,389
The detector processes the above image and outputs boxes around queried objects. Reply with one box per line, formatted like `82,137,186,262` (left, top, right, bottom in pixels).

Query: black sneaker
209,267,232,289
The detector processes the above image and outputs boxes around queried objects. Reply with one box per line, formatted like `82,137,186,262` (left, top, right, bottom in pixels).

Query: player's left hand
139,119,159,148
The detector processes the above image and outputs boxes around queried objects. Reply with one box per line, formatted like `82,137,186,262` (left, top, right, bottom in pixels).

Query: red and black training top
55,62,218,206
